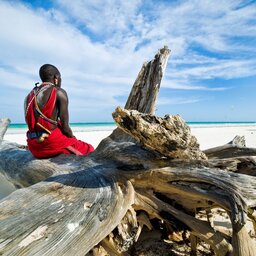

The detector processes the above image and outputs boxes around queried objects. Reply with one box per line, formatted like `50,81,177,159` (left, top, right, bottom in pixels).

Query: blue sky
0,0,255,123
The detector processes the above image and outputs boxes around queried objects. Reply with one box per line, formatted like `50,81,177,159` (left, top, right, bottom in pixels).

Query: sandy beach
1,124,256,200
190,124,256,149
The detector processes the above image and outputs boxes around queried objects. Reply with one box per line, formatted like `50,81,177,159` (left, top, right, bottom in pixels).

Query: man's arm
24,95,28,120
24,94,29,122
56,88,74,137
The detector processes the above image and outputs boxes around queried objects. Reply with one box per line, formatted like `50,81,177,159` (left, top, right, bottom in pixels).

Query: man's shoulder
55,87,67,94
56,87,68,99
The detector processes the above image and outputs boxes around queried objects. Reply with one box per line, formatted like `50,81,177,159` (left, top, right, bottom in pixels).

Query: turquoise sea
9,121,256,129
9,122,116,129
6,121,256,135
7,122,117,134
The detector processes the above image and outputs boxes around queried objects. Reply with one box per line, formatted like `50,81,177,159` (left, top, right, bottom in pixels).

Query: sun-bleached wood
125,45,170,115
0,47,256,256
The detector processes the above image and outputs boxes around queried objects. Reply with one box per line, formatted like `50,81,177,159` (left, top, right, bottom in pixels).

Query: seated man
24,64,94,158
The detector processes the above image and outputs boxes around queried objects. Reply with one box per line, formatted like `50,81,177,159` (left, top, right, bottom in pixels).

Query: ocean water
6,122,117,134
9,122,116,129
8,121,256,131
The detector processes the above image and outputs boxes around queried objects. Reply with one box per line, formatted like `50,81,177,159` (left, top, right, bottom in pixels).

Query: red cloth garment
25,85,94,158
26,85,57,132
27,127,94,159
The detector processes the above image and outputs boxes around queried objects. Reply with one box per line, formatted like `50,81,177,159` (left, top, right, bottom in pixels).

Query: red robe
25,85,94,158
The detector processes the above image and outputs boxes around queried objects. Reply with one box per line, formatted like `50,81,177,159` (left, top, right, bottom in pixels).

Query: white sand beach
1,124,256,200
190,124,256,149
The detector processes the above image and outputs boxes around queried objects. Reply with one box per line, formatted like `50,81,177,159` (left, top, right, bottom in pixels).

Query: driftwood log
0,47,256,256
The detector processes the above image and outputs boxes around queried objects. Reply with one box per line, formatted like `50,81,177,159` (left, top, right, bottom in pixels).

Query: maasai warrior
24,64,94,158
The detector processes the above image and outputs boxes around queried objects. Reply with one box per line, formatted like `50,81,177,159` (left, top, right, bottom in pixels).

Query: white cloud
166,59,256,81
161,80,227,91
56,0,142,35
154,0,256,53
0,0,255,122
55,0,256,77
158,97,201,105
0,1,142,103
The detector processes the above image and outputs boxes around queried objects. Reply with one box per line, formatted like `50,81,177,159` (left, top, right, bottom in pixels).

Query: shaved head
39,64,60,82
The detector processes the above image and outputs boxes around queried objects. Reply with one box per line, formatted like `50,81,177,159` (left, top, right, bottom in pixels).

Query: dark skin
25,71,74,137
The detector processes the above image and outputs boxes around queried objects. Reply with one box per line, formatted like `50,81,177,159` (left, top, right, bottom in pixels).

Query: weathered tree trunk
0,47,256,256
124,46,169,114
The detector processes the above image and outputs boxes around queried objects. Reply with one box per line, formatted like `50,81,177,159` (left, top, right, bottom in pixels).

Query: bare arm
24,94,29,121
56,88,73,138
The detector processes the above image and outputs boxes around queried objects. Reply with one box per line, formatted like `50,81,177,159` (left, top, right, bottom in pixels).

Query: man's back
25,83,58,130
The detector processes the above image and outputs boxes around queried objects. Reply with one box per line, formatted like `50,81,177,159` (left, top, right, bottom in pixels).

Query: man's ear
53,75,58,85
